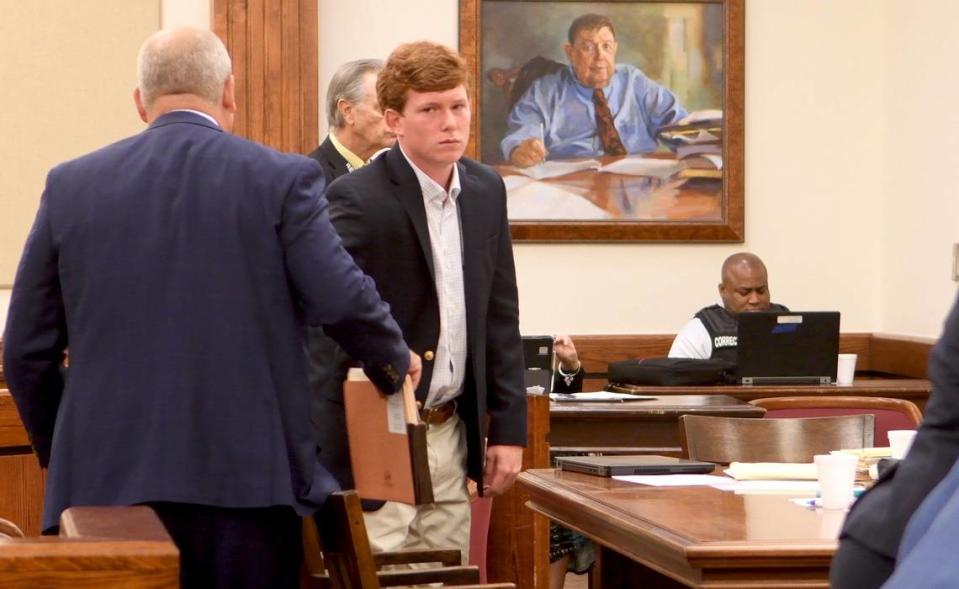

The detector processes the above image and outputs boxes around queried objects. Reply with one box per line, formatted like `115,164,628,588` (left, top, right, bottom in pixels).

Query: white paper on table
597,156,682,178
726,462,819,480
729,480,821,494
502,174,536,192
512,159,601,180
613,474,737,488
549,391,655,402
506,181,611,220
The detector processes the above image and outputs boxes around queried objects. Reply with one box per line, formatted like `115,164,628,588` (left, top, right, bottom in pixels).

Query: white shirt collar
169,109,220,127
398,145,461,203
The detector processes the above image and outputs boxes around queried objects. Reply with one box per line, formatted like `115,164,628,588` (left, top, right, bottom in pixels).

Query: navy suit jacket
2,111,409,531
839,292,959,559
882,456,959,588
312,145,527,497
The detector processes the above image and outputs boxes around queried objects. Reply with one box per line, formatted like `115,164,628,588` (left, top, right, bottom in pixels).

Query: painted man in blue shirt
502,13,688,167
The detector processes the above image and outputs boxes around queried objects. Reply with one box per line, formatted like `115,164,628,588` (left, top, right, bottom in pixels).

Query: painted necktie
592,88,627,156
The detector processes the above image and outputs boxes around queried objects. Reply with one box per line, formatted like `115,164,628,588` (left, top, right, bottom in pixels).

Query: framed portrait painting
459,0,744,241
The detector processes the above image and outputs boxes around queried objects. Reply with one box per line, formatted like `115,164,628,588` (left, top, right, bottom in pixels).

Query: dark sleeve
552,368,584,394
3,184,68,467
484,176,528,447
280,161,407,394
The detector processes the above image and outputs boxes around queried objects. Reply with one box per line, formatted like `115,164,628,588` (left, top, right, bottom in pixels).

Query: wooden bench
0,506,178,588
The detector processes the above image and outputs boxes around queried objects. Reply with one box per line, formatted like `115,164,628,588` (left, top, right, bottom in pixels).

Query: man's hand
483,444,524,496
554,335,581,373
407,350,422,390
510,138,548,168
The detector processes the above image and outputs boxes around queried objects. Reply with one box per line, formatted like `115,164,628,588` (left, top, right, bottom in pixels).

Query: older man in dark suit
2,27,418,589
313,41,526,560
308,58,395,185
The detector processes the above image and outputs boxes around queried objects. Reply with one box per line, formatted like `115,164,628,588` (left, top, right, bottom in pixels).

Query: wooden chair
680,414,875,464
0,506,179,588
303,490,514,589
749,396,922,447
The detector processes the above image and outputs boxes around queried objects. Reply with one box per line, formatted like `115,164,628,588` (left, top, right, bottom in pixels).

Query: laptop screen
522,335,554,394
736,311,840,384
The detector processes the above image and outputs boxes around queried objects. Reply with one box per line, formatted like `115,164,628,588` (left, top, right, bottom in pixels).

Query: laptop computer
522,335,554,394
557,455,715,477
736,311,840,385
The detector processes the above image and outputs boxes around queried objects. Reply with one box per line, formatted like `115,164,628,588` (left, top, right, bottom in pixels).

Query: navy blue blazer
840,292,959,559
2,111,409,531
883,456,959,587
313,145,527,496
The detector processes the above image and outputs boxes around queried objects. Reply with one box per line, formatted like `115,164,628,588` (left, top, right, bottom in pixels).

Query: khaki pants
363,413,471,563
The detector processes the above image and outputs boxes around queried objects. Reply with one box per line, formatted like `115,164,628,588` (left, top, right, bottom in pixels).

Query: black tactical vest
694,303,789,363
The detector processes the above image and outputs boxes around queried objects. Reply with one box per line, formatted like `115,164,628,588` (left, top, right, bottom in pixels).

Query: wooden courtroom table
0,389,44,536
550,394,764,456
608,377,933,412
519,469,837,588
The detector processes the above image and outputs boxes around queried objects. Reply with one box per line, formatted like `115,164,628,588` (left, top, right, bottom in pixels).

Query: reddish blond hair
377,41,470,114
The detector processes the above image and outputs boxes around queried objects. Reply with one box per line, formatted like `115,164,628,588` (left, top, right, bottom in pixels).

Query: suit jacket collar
318,136,351,179
384,146,481,282
148,110,223,133
385,145,435,280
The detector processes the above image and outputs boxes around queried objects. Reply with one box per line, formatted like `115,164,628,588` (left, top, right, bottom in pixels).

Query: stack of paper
725,462,818,481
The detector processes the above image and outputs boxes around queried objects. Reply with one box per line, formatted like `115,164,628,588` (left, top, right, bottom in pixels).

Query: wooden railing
571,333,933,390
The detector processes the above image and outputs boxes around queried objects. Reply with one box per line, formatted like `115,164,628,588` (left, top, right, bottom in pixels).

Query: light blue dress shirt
500,64,687,161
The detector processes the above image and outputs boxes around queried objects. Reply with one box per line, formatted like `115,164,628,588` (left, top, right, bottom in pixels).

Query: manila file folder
344,371,434,505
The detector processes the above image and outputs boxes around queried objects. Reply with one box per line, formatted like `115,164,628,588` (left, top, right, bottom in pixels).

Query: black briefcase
607,357,734,386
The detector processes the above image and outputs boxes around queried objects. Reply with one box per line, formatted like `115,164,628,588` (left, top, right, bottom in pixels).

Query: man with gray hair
3,27,418,589
308,58,395,184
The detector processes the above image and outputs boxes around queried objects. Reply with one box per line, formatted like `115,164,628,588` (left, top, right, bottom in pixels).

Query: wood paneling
212,0,318,154
869,333,934,378
0,390,44,537
486,394,549,589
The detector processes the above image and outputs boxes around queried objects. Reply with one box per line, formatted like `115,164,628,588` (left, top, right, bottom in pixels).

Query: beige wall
0,0,160,329
2,0,957,340
882,0,959,338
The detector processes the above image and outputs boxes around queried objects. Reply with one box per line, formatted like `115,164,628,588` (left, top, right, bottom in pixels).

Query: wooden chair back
313,491,380,589
680,414,875,464
306,491,515,589
749,396,921,446
0,506,179,588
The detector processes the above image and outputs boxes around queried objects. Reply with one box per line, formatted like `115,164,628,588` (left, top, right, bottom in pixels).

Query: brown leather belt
420,400,456,425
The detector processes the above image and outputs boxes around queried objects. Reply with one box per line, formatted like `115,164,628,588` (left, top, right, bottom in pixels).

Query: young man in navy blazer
314,41,527,559
3,27,419,589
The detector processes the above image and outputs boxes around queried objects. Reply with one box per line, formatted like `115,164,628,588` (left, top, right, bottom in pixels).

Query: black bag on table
607,357,734,386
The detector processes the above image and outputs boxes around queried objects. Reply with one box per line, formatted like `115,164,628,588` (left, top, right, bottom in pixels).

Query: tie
592,89,627,156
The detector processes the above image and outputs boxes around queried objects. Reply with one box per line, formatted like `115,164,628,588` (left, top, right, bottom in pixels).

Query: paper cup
836,353,857,386
888,429,918,460
815,453,858,510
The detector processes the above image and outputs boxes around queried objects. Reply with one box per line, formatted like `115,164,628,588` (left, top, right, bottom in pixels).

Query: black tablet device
556,455,715,477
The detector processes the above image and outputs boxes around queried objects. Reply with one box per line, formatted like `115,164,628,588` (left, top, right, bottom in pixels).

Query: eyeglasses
573,40,617,55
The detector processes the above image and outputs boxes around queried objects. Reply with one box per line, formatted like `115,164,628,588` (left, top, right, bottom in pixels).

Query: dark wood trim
212,0,318,154
868,333,934,379
487,394,549,589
